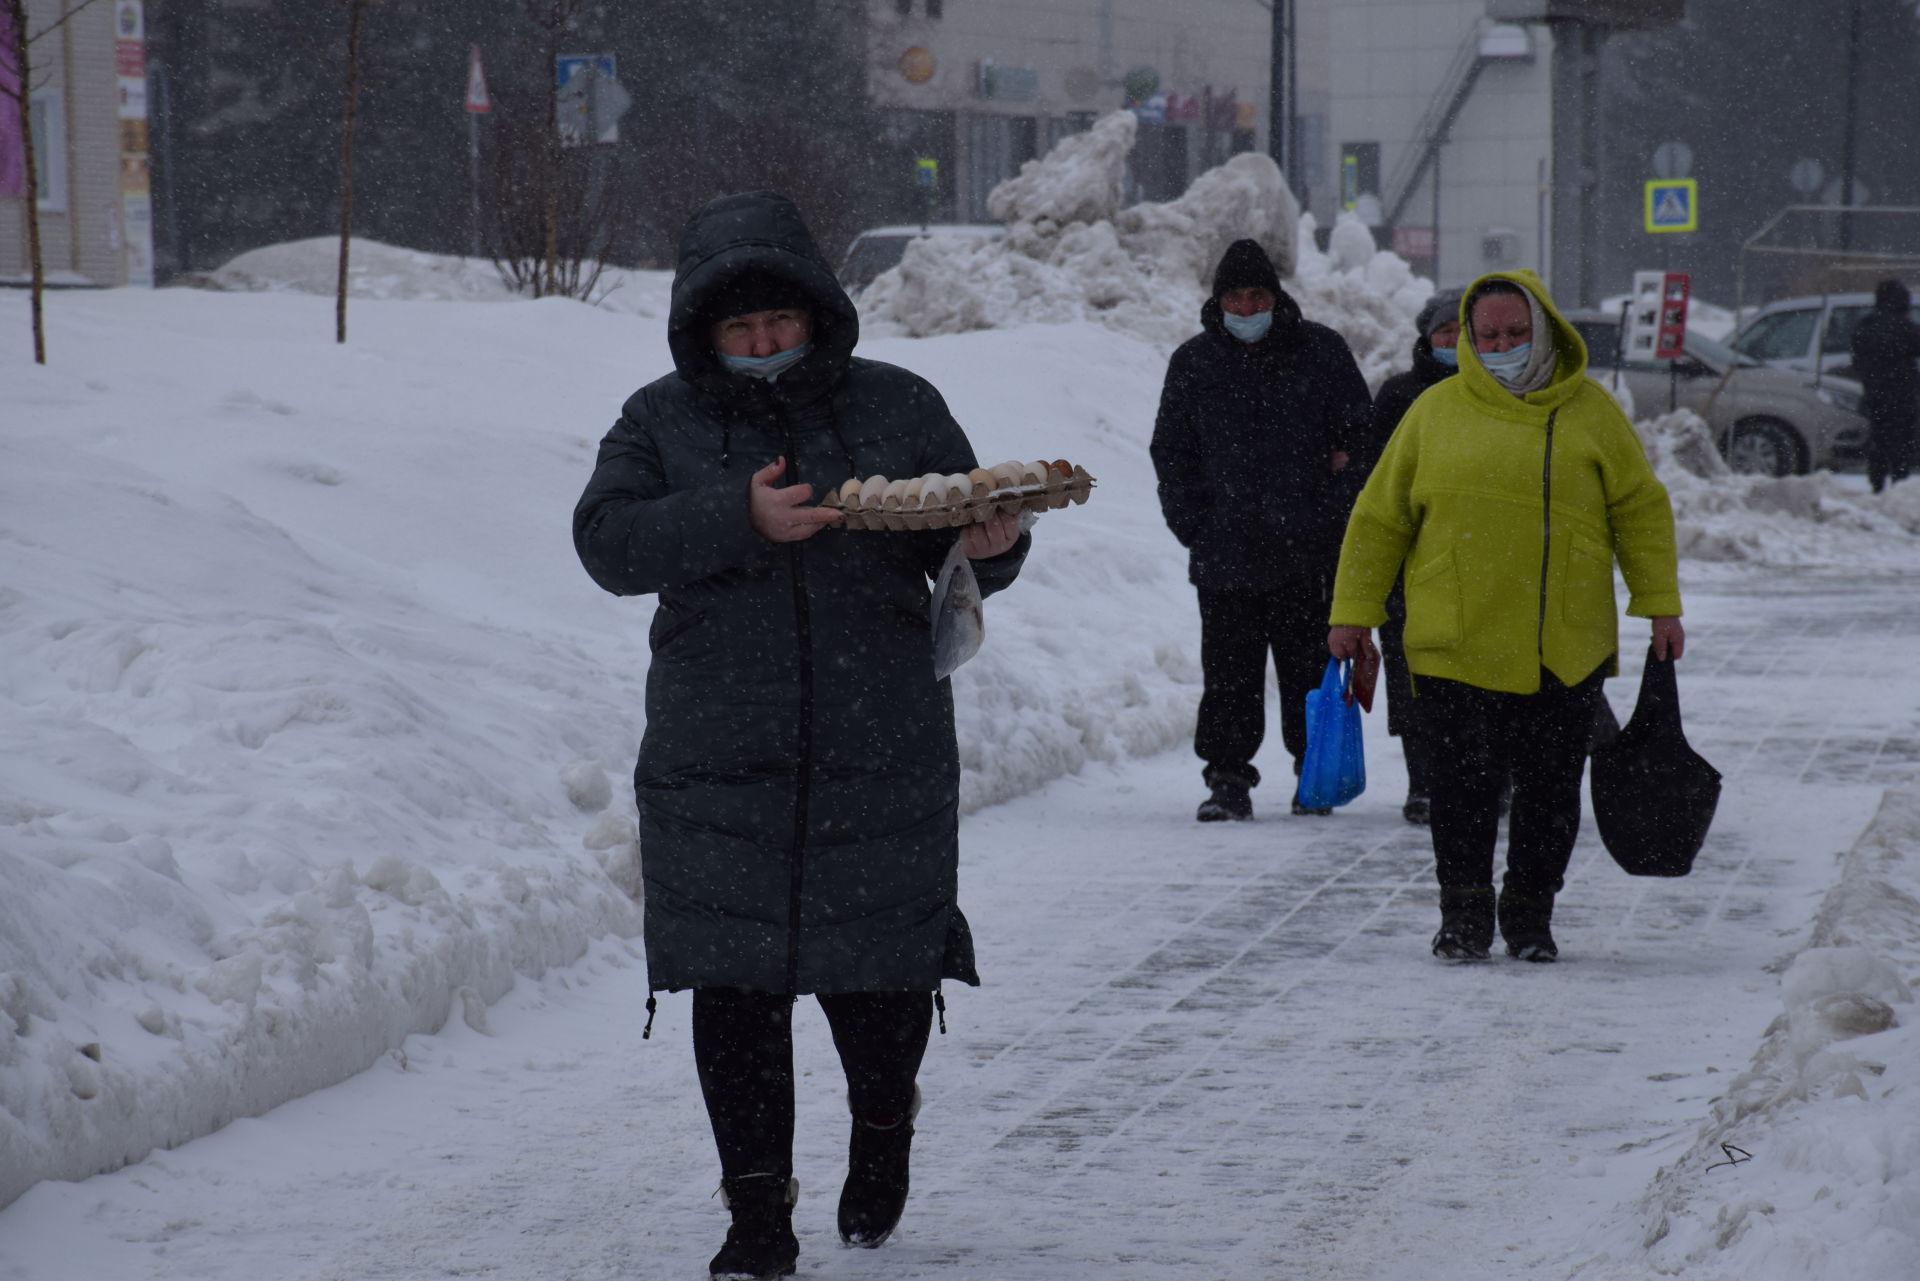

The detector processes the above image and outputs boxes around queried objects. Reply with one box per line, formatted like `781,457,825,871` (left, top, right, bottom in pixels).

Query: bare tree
331,0,371,343
479,114,621,302
266,0,376,343
517,0,595,297
1,0,111,365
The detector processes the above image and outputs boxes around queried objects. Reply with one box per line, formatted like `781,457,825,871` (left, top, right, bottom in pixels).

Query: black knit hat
699,268,813,325
1415,288,1465,340
1875,279,1912,313
1211,239,1282,300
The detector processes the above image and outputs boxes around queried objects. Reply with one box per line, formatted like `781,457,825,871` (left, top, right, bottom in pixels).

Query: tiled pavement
835,568,1920,1279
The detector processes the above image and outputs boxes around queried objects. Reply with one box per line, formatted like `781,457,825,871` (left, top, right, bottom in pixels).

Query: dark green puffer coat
573,191,1027,996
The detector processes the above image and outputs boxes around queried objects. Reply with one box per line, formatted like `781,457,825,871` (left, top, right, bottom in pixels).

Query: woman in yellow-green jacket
1327,270,1685,963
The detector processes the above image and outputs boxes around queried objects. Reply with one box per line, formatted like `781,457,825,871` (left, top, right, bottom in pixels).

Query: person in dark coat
1150,238,1374,821
1369,288,1462,824
1848,279,1920,493
574,190,1027,1281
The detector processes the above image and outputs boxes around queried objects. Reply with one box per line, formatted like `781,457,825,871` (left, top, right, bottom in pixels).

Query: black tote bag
1589,646,1722,877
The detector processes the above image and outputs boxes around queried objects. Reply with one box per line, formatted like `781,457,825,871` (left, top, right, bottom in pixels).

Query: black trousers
1195,583,1330,791
1418,665,1607,896
1867,422,1915,493
691,988,932,1183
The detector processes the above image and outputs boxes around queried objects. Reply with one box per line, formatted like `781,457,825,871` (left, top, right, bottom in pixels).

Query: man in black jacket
1151,238,1374,821
575,190,1026,1280
1849,279,1920,493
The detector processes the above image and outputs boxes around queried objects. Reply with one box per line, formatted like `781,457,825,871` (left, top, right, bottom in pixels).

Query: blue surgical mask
1222,308,1273,343
718,341,811,381
1432,345,1458,367
1477,341,1532,382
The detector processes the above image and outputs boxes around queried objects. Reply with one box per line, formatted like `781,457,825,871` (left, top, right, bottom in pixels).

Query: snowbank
201,236,673,317
859,109,1426,386
1571,789,1920,1280
0,282,1199,1209
1636,410,1920,567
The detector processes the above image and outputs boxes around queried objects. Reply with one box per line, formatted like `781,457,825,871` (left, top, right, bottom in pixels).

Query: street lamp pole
1269,0,1289,185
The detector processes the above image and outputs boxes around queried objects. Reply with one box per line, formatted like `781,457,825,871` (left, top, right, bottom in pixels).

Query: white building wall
2,0,129,287
1314,0,1553,290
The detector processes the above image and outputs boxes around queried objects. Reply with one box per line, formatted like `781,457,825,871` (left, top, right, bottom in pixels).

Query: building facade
1,0,153,288
1302,0,1554,289
864,0,1271,224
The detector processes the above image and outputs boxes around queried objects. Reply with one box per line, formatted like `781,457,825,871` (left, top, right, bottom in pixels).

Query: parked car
1729,289,1920,376
1568,310,1869,476
837,223,1005,296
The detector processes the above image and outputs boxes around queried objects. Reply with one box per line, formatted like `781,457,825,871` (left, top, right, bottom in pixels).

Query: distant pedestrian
1848,279,1920,493
1369,288,1462,825
1151,238,1373,822
1328,270,1684,963
574,190,1028,1281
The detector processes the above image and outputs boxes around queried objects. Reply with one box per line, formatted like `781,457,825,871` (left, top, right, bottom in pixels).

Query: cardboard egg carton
822,459,1096,530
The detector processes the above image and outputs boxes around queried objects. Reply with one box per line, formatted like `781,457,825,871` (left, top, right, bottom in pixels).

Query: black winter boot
838,1089,919,1248
710,1174,799,1281
1432,887,1494,960
1499,888,1558,962
1197,782,1253,822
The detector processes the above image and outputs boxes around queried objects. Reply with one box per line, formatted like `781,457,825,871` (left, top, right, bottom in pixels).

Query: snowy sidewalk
2,568,1916,1281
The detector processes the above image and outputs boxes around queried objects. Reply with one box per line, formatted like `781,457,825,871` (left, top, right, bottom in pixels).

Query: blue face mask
1432,345,1458,367
1222,308,1273,343
1477,341,1532,382
718,341,811,381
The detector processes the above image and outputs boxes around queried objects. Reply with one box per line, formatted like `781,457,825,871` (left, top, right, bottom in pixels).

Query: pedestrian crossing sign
1645,179,1698,233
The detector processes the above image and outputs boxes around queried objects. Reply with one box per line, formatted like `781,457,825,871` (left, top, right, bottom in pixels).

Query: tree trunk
4,0,45,363
541,20,559,297
334,0,366,343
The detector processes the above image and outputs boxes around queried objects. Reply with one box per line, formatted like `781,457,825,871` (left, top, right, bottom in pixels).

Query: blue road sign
1644,179,1698,233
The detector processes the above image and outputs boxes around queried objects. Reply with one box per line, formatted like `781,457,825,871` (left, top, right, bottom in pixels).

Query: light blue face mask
1222,308,1274,343
1432,346,1459,367
1477,341,1532,382
718,341,811,381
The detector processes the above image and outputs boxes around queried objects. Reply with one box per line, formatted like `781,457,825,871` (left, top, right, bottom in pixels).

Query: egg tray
822,460,1095,531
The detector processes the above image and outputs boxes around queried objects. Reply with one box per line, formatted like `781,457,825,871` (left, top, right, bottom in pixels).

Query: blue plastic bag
1298,657,1366,809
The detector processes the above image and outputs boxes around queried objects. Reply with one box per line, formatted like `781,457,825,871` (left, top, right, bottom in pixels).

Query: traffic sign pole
465,46,490,259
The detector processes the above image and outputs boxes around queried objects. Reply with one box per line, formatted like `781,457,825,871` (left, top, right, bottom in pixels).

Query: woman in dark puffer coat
574,191,1027,1280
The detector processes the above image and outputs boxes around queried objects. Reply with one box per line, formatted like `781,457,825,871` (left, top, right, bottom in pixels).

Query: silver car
1730,290,1920,376
1568,312,1869,476
837,223,1005,297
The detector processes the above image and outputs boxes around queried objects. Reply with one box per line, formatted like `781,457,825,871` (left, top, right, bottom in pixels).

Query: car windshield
839,237,912,291
1573,320,1756,371
1681,329,1758,369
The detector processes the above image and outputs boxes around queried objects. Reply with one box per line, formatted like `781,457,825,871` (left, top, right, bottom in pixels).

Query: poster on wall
115,0,153,285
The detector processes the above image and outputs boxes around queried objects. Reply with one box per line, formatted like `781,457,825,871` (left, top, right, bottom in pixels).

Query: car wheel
1722,417,1806,477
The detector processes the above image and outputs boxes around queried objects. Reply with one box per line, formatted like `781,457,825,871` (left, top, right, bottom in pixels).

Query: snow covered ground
3,229,1919,1280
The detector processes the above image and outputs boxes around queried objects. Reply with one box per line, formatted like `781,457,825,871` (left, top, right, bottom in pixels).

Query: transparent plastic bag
930,539,984,679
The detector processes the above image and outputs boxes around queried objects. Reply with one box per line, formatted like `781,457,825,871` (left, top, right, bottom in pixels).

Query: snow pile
1584,789,1920,1280
200,236,673,317
860,109,1424,382
0,286,1199,1209
1634,410,1920,566
1287,212,1428,390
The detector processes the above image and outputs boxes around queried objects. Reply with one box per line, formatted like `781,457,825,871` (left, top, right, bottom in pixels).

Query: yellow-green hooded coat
1330,270,1682,695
